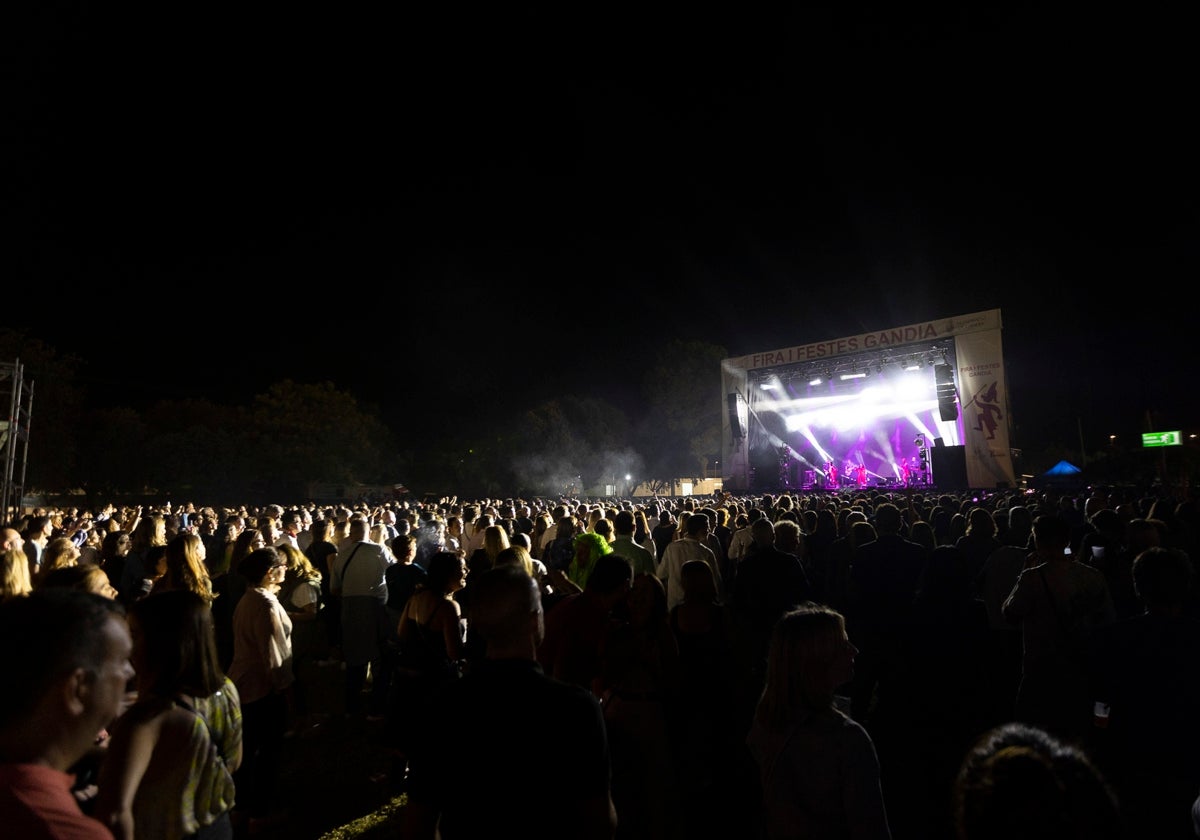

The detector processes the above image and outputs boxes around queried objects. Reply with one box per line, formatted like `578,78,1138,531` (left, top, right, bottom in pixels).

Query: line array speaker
934,364,958,422
727,393,745,438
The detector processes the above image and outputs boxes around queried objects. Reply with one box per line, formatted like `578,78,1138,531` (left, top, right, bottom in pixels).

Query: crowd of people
2,484,1200,838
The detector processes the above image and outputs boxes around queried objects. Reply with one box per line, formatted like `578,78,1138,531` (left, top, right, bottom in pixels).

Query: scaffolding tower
1,360,34,523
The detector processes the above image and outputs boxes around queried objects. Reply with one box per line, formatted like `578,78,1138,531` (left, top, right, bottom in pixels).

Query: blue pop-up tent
1043,460,1082,477
1029,459,1085,490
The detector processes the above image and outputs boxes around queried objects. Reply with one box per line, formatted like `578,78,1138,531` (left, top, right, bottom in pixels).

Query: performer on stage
825,461,838,489
855,463,868,487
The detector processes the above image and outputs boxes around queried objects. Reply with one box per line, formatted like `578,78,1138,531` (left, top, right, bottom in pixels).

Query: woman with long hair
99,530,133,597
94,589,242,840
211,529,266,669
467,524,510,581
36,537,81,581
275,542,326,730
36,564,120,600
151,532,216,604
0,545,33,601
747,604,891,840
120,514,168,606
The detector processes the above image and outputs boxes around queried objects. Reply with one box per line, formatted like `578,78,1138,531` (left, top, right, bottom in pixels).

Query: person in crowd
211,528,266,671
730,517,813,733
21,513,54,576
632,509,657,557
725,508,762,573
404,565,617,839
275,542,326,732
746,604,892,840
204,520,239,579
1002,513,1116,742
227,547,293,829
567,531,614,592
892,543,992,839
544,514,583,573
32,546,124,811
493,543,544,579
466,523,510,586
150,532,216,604
99,531,132,597
529,512,552,561
94,589,242,840
846,501,930,725
76,527,103,567
0,588,134,839
955,507,1001,587
304,517,342,658
953,721,1123,840
657,511,722,612
330,516,392,720
668,558,744,834
975,504,1033,728
1,529,33,601
608,510,657,577
595,572,680,838
386,551,465,792
1092,546,1200,838
821,513,869,616
120,513,167,608
368,521,396,563
651,508,677,564
275,510,303,550
36,536,81,582
539,553,633,694
1104,517,1161,621
36,563,120,599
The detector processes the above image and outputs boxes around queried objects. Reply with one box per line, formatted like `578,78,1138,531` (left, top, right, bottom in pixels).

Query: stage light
809,377,822,386
840,372,866,380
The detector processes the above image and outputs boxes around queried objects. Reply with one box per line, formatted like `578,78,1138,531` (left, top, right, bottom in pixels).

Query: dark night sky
6,9,1198,449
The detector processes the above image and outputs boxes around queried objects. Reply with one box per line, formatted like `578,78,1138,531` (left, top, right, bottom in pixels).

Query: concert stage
721,311,1014,493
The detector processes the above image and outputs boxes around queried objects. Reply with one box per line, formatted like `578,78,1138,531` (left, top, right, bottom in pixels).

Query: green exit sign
1143,431,1182,447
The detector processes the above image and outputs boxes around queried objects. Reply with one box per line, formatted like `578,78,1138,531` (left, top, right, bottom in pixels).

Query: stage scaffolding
1,360,34,522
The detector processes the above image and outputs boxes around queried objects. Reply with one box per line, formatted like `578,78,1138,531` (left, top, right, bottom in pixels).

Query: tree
243,380,399,498
637,339,728,487
507,396,633,496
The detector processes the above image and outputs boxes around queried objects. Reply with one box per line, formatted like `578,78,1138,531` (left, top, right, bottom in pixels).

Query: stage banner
954,327,1016,488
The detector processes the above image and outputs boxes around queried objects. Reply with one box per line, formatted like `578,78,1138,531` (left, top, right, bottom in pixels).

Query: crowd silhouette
3,484,1200,838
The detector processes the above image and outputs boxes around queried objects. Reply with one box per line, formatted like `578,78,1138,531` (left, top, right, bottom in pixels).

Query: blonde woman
150,532,216,604
747,605,891,840
1,545,33,600
36,536,81,580
276,543,326,731
468,524,511,577
37,564,120,600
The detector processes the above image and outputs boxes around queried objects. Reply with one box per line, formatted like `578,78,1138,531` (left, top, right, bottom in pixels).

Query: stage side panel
955,327,1016,488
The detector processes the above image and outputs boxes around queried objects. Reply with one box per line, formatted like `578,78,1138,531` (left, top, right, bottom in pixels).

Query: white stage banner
955,327,1016,488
